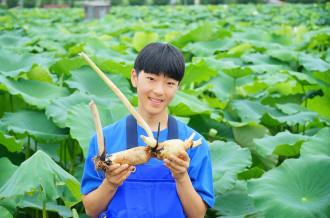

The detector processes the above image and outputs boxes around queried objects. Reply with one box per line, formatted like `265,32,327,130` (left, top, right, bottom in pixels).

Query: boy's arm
82,164,134,218
164,151,208,218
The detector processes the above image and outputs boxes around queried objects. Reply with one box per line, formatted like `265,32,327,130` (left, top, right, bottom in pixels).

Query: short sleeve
81,134,104,195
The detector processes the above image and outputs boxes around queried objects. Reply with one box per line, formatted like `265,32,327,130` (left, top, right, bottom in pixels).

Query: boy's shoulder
175,117,204,141
102,116,128,134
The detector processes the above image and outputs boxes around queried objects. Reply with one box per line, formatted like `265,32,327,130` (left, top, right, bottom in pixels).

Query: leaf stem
70,140,78,174
225,78,236,110
42,203,46,218
26,135,31,160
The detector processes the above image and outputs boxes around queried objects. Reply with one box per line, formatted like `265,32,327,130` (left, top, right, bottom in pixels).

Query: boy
81,42,215,218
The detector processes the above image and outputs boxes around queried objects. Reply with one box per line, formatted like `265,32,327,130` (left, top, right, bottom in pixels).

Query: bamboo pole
79,52,156,145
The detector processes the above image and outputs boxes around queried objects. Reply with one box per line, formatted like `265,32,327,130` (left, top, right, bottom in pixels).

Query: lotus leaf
0,150,81,207
169,91,219,119
0,206,12,218
45,91,90,128
183,38,236,57
0,121,23,153
0,75,70,109
181,59,218,85
0,158,18,187
213,180,260,217
300,127,330,157
247,155,330,218
1,110,68,143
66,66,132,108
254,131,309,157
209,140,252,193
132,32,158,52
66,103,130,157
298,53,330,72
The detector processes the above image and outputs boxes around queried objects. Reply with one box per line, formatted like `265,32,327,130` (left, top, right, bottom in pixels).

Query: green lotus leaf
0,158,18,187
276,103,310,115
0,150,81,207
50,57,86,76
132,32,158,52
168,21,224,48
241,53,290,70
66,66,132,108
232,121,278,170
98,59,133,79
247,155,330,218
0,50,56,78
300,127,330,157
169,91,220,119
237,167,264,180
204,73,233,102
261,93,304,107
37,40,67,55
267,49,299,62
183,38,236,57
0,50,35,77
0,121,23,153
209,140,252,194
0,32,29,49
312,71,330,86
247,64,282,75
298,53,330,72
181,59,218,85
0,206,12,218
0,198,16,216
232,99,319,126
222,66,253,79
260,111,318,127
228,43,253,54
0,75,70,110
83,38,111,55
1,110,69,143
213,180,260,217
66,103,130,157
254,131,309,157
231,99,281,123
45,91,90,128
19,194,72,217
306,87,330,120
25,66,53,84
283,70,320,86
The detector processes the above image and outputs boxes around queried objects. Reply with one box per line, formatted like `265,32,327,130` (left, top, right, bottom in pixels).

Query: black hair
134,42,185,82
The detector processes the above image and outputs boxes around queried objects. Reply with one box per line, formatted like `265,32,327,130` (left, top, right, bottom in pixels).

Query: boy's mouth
149,97,163,104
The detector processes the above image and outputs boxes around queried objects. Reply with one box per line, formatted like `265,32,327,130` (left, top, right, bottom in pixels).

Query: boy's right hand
105,164,134,189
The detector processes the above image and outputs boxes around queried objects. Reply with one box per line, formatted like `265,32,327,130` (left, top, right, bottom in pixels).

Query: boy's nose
153,84,165,95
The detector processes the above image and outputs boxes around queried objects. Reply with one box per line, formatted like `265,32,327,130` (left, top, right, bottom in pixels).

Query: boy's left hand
164,151,190,181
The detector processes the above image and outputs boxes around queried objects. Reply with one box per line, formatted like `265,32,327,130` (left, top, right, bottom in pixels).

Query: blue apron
99,115,186,218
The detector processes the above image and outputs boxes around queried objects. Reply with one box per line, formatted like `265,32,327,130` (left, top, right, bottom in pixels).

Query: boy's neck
138,110,169,132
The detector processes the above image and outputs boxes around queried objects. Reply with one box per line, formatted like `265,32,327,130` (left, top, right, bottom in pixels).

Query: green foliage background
0,3,329,218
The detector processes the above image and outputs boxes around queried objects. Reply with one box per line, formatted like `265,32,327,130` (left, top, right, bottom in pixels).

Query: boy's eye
167,82,175,85
147,77,155,81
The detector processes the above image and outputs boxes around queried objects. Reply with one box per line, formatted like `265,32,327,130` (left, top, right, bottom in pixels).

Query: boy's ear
131,69,137,88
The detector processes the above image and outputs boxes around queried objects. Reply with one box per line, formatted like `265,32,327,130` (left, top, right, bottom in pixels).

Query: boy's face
131,69,179,118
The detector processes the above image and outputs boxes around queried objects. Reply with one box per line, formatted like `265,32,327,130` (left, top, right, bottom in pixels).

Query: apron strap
126,114,178,149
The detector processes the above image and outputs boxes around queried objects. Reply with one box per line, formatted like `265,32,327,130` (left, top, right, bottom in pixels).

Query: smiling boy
81,42,214,218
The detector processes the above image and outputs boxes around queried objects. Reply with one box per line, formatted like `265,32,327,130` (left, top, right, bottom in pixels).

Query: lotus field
0,3,329,218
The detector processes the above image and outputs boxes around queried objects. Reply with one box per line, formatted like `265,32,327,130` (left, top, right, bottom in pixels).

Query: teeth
150,98,162,103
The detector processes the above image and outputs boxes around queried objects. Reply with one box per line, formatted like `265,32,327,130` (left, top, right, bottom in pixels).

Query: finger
164,158,185,173
110,164,130,175
179,151,189,161
169,155,189,167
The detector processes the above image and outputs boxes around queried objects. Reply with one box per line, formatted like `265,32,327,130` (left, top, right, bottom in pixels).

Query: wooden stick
89,101,105,156
79,52,155,140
